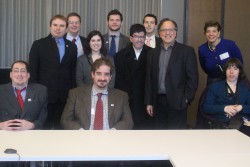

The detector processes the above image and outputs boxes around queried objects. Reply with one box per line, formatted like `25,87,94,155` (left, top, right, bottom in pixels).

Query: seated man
61,57,133,130
0,60,47,130
0,60,48,167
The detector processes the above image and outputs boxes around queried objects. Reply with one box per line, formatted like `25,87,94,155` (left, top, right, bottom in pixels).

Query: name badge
219,52,230,60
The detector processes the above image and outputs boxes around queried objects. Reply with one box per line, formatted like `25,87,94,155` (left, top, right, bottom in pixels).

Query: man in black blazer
143,14,162,48
145,18,198,129
103,9,130,57
65,12,86,58
29,14,77,130
115,24,152,129
0,60,47,130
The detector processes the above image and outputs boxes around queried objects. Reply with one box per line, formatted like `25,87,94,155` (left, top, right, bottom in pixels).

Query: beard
109,26,121,32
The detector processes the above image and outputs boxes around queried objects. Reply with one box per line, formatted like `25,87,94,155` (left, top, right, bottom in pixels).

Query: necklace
208,38,221,51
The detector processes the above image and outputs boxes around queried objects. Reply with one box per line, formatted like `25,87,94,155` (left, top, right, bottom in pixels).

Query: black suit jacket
29,34,77,103
114,44,151,120
79,35,86,48
145,41,198,111
155,36,162,48
65,33,86,56
0,83,48,129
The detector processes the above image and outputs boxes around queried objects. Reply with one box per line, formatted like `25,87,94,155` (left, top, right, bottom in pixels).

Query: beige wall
187,0,250,127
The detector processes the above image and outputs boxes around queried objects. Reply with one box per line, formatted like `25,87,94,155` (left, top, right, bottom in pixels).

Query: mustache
97,80,107,82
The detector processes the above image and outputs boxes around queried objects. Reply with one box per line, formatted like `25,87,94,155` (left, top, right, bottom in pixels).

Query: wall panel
0,0,161,67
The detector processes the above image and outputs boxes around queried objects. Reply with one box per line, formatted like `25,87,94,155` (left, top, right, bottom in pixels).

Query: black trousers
44,101,66,130
154,94,187,129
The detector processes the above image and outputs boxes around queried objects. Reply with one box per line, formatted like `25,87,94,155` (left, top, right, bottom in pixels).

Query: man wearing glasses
0,60,48,167
0,60,47,131
145,18,198,129
66,12,86,57
114,24,152,129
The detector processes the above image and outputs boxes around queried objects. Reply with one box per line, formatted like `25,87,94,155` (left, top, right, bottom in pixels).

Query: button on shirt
145,35,156,48
158,42,174,94
133,47,142,60
89,87,109,130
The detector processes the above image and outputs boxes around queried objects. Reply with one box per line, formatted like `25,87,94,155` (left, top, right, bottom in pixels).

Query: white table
0,130,250,167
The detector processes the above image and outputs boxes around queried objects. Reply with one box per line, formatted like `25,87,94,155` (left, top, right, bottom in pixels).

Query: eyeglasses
159,28,177,33
12,68,27,74
68,21,80,25
132,35,146,40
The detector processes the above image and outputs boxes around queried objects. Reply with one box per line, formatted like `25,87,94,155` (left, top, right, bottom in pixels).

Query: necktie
72,38,76,44
146,38,151,47
94,93,103,130
109,35,116,57
55,38,65,62
15,87,26,110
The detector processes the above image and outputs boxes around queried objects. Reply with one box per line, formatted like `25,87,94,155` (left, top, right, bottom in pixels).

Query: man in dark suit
61,57,133,130
29,14,77,130
114,24,152,129
103,9,130,57
66,12,86,58
143,14,162,48
145,18,198,129
0,60,48,167
0,60,47,130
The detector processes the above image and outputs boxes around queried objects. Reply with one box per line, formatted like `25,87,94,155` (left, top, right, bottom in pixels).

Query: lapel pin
28,98,32,102
111,104,114,107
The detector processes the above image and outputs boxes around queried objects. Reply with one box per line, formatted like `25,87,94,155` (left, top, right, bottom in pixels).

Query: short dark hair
143,14,158,25
157,18,178,31
84,30,107,56
204,21,221,33
92,57,113,75
11,60,29,72
67,12,81,23
130,24,146,36
223,58,246,81
49,14,68,28
107,9,123,22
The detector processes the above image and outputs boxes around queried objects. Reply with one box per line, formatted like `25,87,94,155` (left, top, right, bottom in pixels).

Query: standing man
145,18,198,129
66,12,86,58
29,14,77,130
0,60,47,130
61,57,133,130
103,9,130,57
115,24,152,129
143,14,161,48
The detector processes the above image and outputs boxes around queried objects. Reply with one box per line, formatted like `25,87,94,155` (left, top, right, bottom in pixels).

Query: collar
12,84,28,91
108,31,120,37
133,46,143,53
161,40,175,50
66,33,80,41
92,85,108,96
146,35,156,41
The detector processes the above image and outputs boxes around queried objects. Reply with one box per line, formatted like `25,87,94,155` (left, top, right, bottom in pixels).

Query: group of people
0,8,249,167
